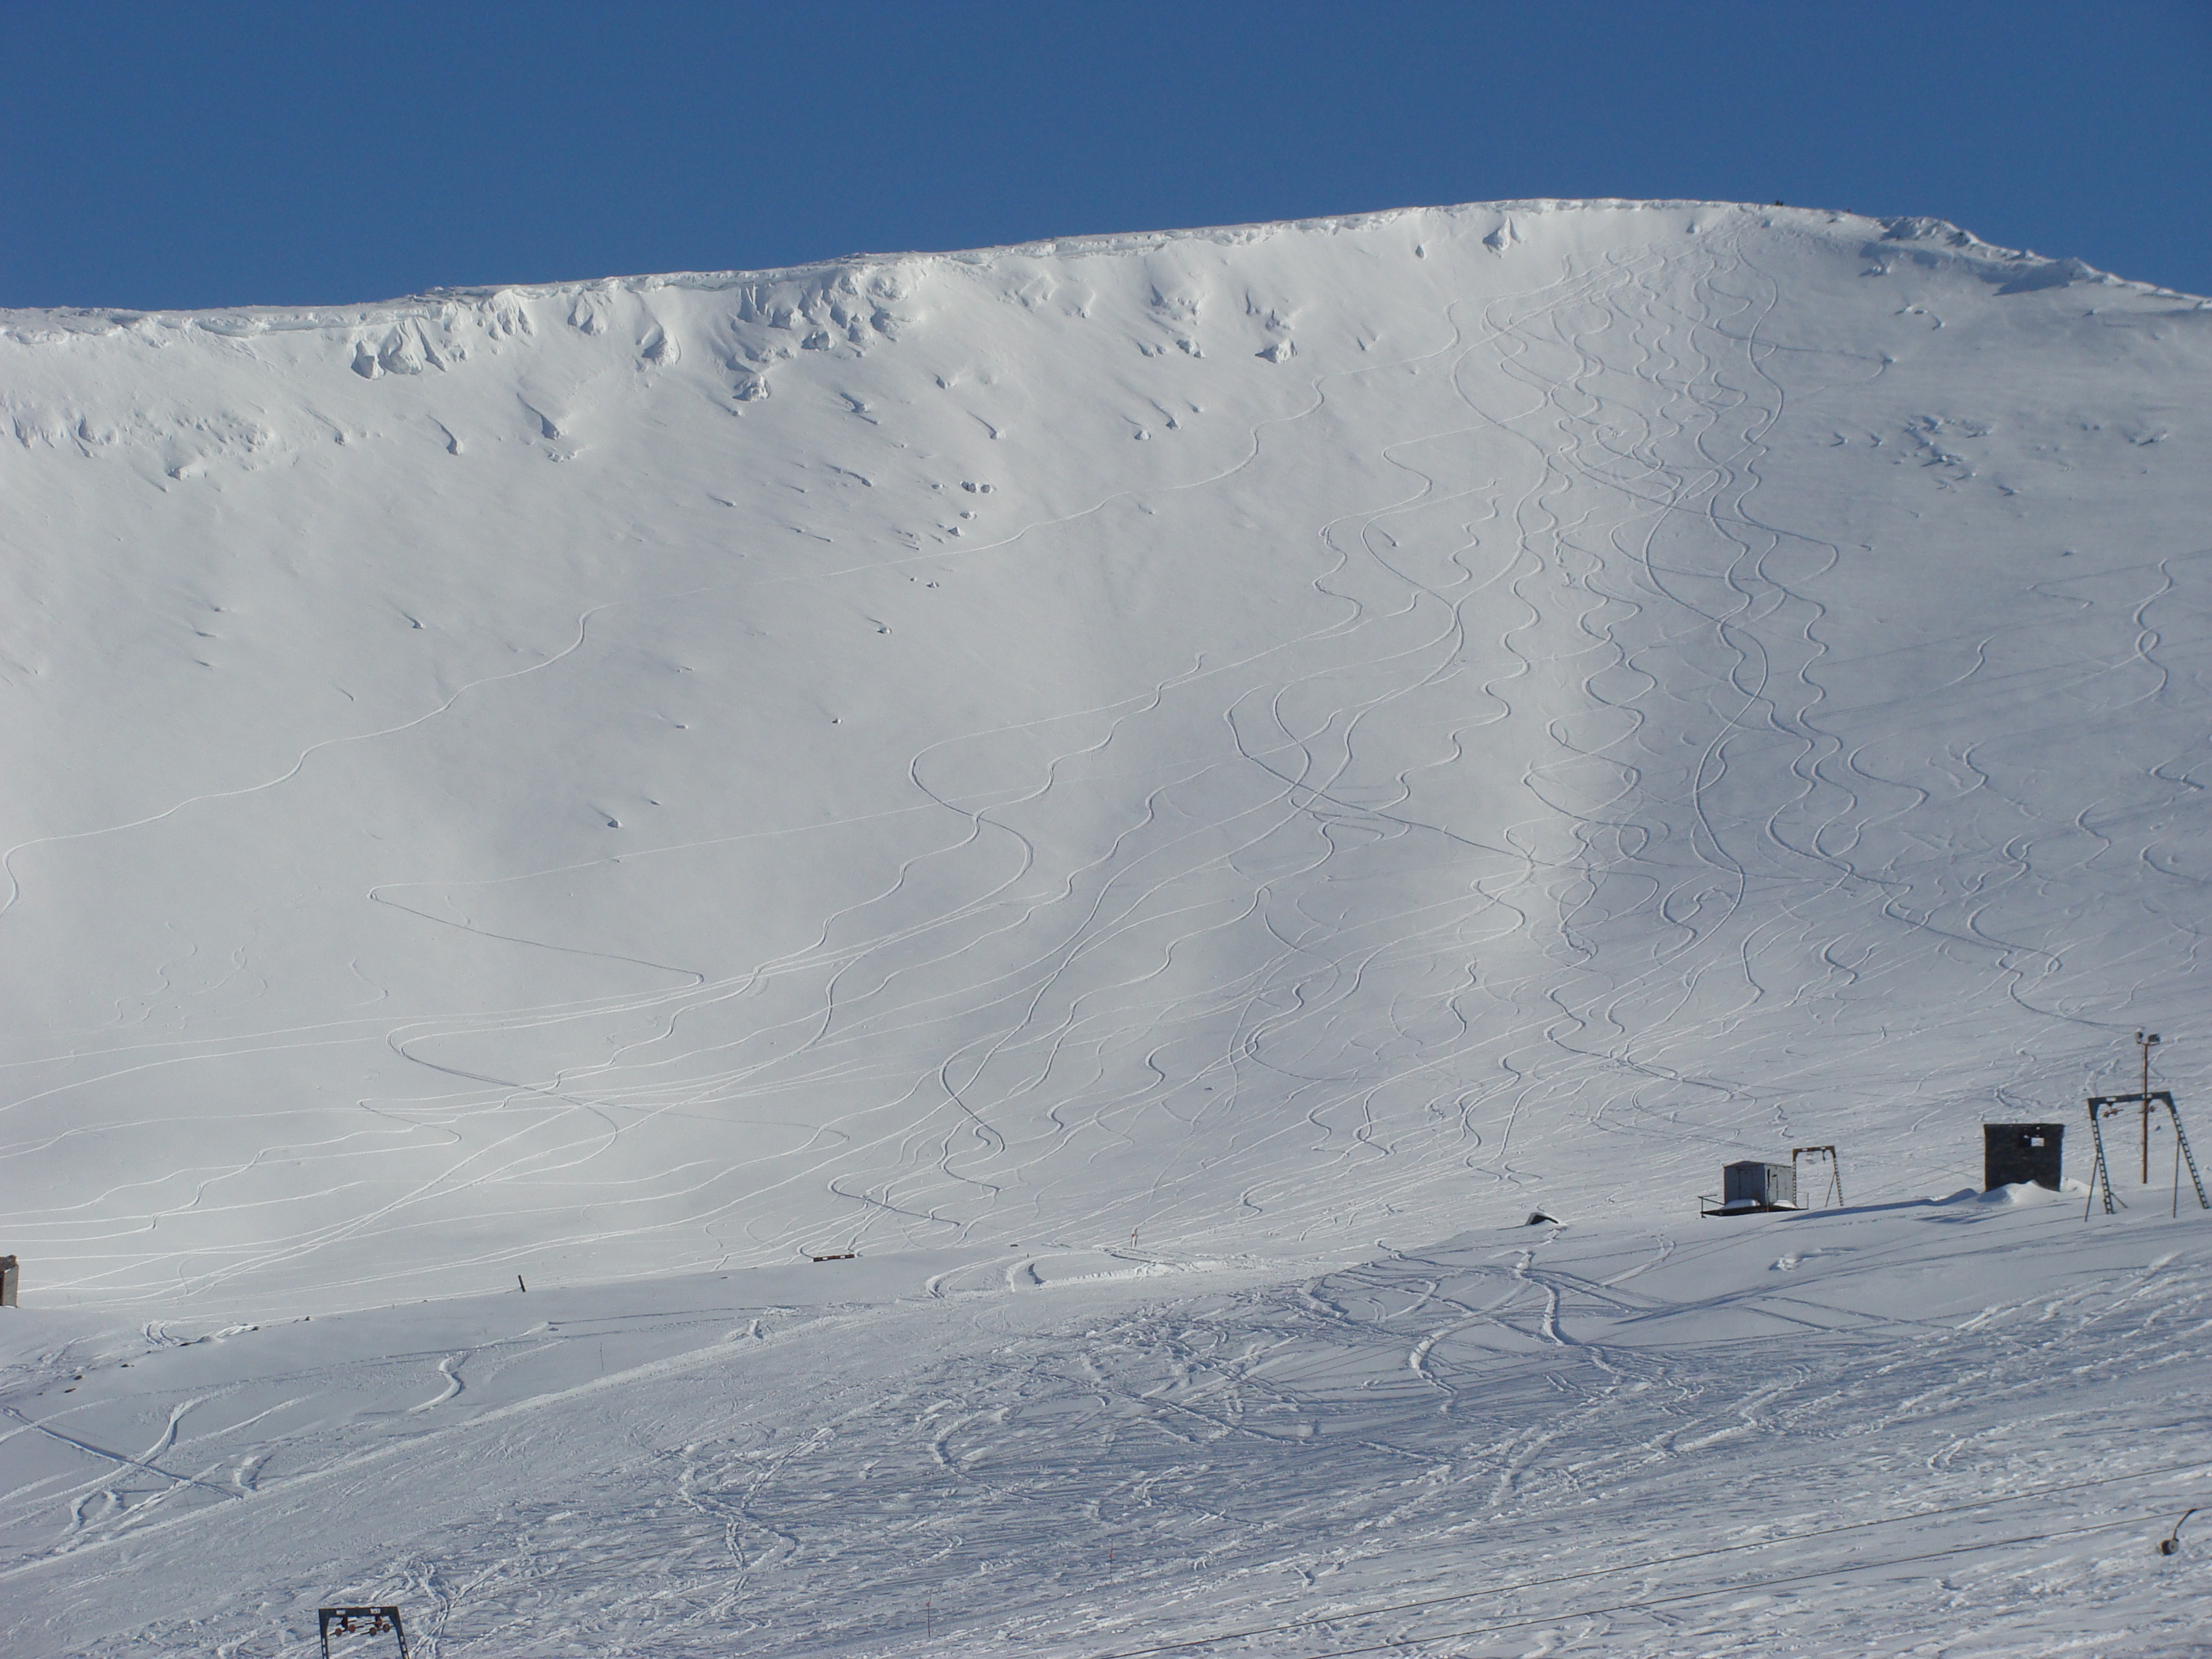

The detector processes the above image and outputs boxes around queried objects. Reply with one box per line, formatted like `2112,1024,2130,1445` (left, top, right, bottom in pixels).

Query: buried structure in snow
1984,1123,2066,1192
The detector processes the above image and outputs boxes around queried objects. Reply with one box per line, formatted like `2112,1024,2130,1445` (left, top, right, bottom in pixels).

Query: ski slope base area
2,199,2210,1653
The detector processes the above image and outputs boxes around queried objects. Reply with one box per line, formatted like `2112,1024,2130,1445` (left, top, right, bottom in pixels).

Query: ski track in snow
8,224,2194,1309
2,1197,2207,1656
1,199,2210,1652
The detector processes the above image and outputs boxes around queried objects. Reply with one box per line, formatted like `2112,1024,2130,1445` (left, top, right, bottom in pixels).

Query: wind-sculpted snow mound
3,200,2209,1313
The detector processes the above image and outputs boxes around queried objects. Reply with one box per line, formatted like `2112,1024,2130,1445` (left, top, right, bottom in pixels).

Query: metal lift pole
2167,1094,2210,1214
2177,1125,2186,1221
2087,1101,2119,1218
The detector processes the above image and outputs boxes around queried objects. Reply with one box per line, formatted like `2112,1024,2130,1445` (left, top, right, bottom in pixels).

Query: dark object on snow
811,1252,857,1262
1984,1122,2064,1192
516,1275,527,1292
319,1606,409,1659
1523,1212,1555,1227
0,1255,16,1307
1700,1161,1797,1218
2160,1507,2198,1555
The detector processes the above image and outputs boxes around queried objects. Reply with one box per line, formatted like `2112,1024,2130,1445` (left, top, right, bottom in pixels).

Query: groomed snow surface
1,199,2209,1654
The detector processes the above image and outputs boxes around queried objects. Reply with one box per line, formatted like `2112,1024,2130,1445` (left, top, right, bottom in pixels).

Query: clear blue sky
4,1,2207,311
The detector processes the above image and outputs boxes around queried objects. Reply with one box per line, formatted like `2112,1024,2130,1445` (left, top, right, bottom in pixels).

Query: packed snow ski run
2,199,2209,1656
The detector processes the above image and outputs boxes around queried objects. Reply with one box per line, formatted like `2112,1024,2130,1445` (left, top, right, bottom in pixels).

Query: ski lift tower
2087,1090,2209,1220
319,1607,409,1659
1792,1145,1844,1208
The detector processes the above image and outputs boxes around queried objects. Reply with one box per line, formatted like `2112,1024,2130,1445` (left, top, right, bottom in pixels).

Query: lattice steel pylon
2086,1091,2209,1219
319,1607,408,1659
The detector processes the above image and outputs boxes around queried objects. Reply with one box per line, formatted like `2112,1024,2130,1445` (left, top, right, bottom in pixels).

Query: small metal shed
1984,1122,2064,1191
1701,1161,1797,1217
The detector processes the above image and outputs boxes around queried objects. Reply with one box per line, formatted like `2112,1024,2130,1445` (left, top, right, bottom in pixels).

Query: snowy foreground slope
5,1197,2211,1658
3,200,2211,1653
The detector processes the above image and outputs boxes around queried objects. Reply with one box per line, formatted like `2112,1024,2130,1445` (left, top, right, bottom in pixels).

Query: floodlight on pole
2139,1032,2161,1184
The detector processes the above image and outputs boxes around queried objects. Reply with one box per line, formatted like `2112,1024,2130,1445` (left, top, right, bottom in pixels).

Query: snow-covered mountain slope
3,200,2210,1317
5,199,2212,1659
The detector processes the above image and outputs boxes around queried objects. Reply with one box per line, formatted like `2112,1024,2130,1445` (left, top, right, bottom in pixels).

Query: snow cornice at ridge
3,198,2196,341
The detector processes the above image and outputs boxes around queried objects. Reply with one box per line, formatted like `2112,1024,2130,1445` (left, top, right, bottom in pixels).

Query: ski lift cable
1086,1456,2206,1659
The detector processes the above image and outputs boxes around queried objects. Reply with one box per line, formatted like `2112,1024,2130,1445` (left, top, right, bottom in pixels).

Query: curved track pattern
1,203,2208,1312
2,1195,2205,1656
